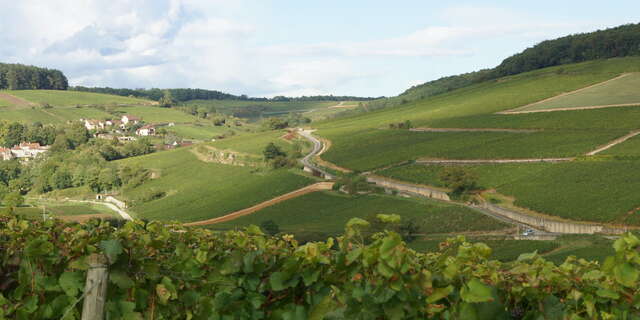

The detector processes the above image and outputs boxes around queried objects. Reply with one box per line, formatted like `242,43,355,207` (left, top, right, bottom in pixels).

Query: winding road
298,129,335,179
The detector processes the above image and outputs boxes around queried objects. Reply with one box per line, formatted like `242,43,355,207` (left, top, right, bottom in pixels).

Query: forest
0,63,68,90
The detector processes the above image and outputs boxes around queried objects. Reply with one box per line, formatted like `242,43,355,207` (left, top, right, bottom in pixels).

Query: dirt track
416,158,574,165
184,182,334,226
0,92,34,107
586,130,640,155
410,128,541,133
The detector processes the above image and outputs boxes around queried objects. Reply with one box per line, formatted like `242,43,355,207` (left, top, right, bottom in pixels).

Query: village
0,114,193,162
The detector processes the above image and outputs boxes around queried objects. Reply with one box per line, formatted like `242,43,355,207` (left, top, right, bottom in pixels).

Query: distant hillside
71,86,379,103
375,22,640,110
0,63,68,90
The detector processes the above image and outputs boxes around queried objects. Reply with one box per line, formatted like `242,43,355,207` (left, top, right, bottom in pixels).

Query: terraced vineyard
311,57,640,224
509,72,640,113
212,191,509,236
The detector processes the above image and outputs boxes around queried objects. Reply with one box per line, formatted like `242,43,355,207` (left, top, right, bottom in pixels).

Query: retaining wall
366,175,450,201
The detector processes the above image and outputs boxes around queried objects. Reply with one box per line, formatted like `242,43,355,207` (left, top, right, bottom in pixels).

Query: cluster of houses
0,142,50,161
82,115,156,137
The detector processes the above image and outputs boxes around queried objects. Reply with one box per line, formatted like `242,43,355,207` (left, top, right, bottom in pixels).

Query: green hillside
3,89,150,106
118,139,313,222
311,57,640,223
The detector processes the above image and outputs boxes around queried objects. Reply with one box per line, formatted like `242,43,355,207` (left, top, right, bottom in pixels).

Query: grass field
118,146,313,222
114,106,199,123
209,130,300,155
517,72,640,112
211,191,509,236
169,124,232,140
4,90,150,106
379,161,640,224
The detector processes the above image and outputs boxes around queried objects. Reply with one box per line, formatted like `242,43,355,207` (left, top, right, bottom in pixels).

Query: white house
121,115,141,125
0,148,13,161
136,125,156,136
9,142,50,161
83,119,106,131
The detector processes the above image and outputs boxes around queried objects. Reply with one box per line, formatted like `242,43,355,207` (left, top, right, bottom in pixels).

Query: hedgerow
1,214,640,319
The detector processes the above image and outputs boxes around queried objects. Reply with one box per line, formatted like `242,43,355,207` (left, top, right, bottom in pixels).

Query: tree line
70,86,379,103
0,63,68,90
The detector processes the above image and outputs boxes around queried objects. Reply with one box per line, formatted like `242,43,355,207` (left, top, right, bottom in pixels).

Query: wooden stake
81,254,109,320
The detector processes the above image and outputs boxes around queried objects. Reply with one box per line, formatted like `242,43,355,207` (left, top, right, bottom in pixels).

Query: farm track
585,129,640,155
0,92,35,107
184,182,334,226
410,128,541,133
416,158,574,165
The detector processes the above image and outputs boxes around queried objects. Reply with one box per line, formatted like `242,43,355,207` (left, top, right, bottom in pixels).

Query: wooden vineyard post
81,254,109,320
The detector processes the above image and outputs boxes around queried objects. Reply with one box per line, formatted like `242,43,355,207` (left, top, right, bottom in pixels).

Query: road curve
298,129,335,179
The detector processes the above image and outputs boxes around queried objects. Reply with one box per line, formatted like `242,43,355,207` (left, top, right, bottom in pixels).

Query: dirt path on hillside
416,158,575,165
498,73,633,114
0,92,34,107
585,130,640,155
410,128,541,133
184,182,334,226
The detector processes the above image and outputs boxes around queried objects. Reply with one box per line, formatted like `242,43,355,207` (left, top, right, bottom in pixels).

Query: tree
439,166,479,195
3,191,24,214
260,220,280,236
159,90,175,108
263,143,286,160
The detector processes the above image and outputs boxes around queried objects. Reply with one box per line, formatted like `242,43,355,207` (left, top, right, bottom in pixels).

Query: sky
1,1,638,98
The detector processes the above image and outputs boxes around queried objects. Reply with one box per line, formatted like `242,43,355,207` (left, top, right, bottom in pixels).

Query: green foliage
158,90,175,108
2,215,640,318
439,166,479,195
263,142,287,160
0,62,67,90
260,220,280,236
3,191,24,213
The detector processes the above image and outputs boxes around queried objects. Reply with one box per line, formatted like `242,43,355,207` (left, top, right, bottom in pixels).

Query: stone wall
366,175,450,201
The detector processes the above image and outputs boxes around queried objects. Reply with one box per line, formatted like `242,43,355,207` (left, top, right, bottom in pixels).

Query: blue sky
1,1,638,97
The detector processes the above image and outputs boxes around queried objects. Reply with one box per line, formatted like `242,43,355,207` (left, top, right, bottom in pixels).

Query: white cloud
0,1,613,97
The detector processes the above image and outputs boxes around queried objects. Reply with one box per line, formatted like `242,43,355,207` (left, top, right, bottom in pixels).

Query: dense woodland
0,63,68,90
393,23,640,108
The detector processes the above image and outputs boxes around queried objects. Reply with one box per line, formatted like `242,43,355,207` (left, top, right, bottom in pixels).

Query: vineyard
379,161,640,224
2,214,640,319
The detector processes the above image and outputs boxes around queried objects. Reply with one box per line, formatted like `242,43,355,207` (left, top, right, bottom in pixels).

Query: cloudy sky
1,1,638,97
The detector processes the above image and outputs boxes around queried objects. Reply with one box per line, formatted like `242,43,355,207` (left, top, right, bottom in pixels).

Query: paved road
298,129,335,179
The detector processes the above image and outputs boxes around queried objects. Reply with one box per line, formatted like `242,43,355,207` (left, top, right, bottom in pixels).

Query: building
117,136,137,142
105,119,122,127
9,142,50,160
121,115,141,125
83,119,106,131
136,125,156,136
0,148,13,161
